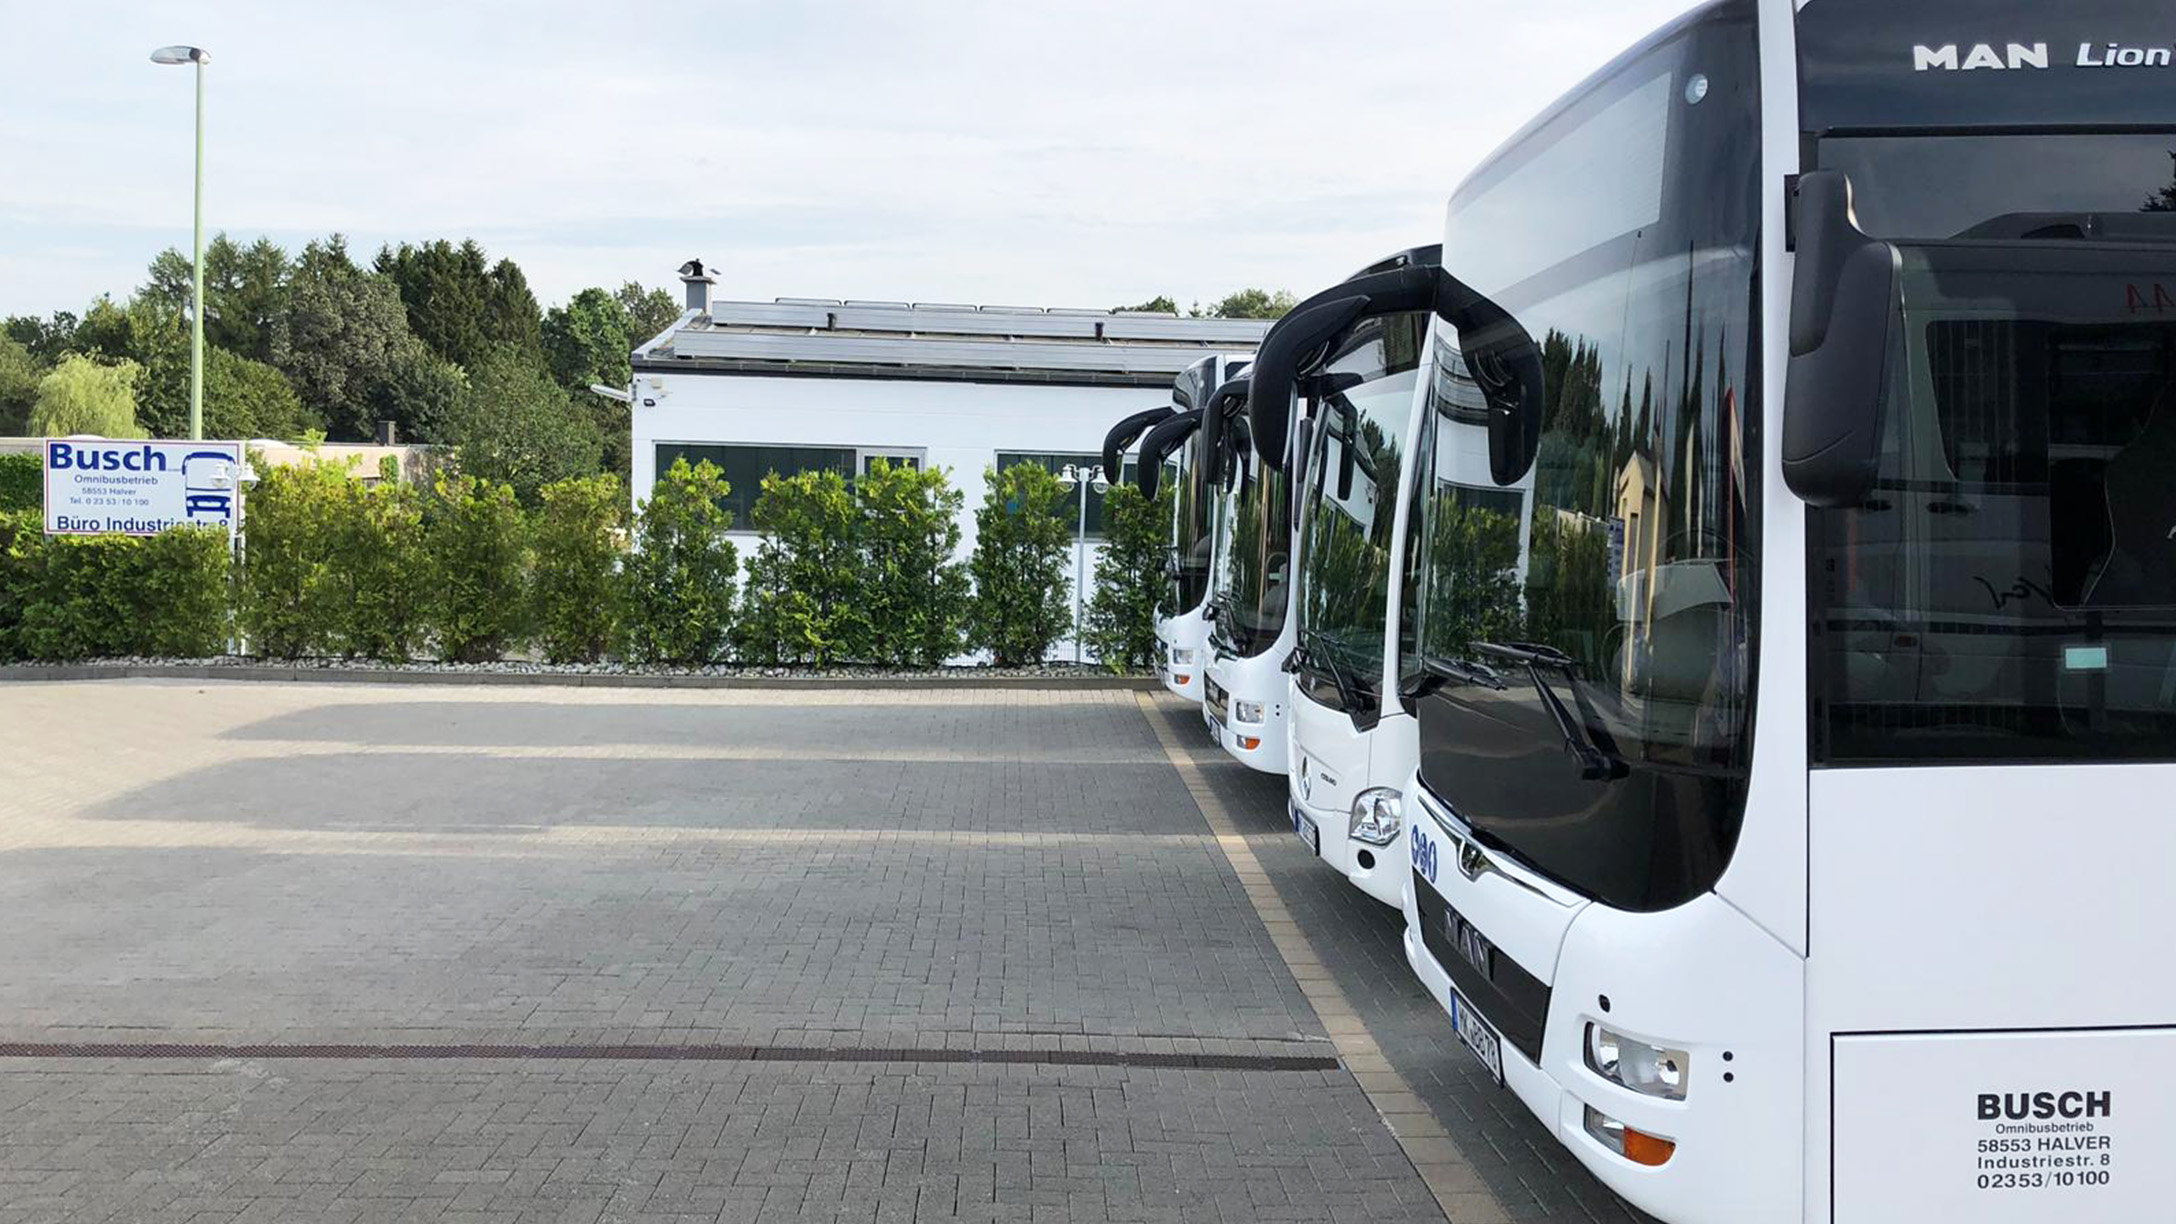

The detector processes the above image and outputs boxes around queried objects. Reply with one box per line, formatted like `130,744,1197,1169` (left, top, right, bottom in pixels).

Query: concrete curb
0,663,1162,692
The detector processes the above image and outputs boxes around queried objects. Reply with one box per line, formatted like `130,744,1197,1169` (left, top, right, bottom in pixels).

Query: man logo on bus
1914,42,2176,71
1913,43,2049,72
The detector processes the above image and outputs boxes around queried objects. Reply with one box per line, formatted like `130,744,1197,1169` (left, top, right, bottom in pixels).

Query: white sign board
1833,1027,2168,1223
42,438,243,538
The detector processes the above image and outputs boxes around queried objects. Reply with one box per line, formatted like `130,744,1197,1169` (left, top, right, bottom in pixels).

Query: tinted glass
1294,316,1426,715
1819,133,2176,241
1811,244,2176,763
1171,432,1213,613
996,452,1136,538
1415,2,1762,912
655,443,854,526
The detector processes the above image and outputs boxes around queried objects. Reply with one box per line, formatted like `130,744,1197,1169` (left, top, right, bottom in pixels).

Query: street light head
150,45,208,65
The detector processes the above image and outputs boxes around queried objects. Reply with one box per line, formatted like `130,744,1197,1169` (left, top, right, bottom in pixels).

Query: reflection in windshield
1169,436,1213,614
1295,369,1419,710
1813,245,2176,762
1819,132,2176,239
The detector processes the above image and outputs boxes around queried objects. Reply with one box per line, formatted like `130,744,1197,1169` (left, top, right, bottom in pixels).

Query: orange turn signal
1621,1128,1676,1167
1237,736,1261,751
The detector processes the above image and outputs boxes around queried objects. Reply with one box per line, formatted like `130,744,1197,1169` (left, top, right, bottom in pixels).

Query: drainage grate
0,1041,1338,1073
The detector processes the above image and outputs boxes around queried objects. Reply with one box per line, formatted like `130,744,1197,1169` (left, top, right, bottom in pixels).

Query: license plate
1204,705,1225,738
1448,989,1505,1085
1290,803,1320,855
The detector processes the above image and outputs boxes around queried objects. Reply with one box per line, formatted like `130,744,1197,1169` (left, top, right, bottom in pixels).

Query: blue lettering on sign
48,442,169,473
1411,823,1439,886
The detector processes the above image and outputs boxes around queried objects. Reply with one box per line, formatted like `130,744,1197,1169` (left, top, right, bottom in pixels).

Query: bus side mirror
1783,170,1899,507
1133,408,1203,500
1102,404,1174,484
1453,305,1546,488
1248,296,1372,471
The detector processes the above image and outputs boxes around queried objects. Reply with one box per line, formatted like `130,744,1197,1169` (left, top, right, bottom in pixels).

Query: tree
1119,295,1178,315
859,459,970,667
71,297,136,364
484,257,545,364
0,335,40,435
1205,288,1297,320
30,355,143,437
364,340,467,445
139,235,293,364
4,311,79,364
531,473,627,664
967,463,1072,666
270,237,418,439
734,468,869,667
444,346,603,501
543,287,638,478
375,239,495,369
2147,149,2176,212
129,299,318,440
543,287,634,393
1082,482,1170,671
617,282,680,343
620,457,738,665
427,473,531,662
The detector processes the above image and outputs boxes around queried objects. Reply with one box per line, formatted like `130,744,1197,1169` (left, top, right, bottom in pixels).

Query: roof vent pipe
677,258,717,317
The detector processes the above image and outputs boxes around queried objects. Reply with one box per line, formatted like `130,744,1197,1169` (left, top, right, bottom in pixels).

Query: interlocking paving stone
1162,700,1655,1224
0,679,1640,1221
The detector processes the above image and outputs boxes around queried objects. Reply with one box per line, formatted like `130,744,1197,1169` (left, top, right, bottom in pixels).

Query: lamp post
1056,463,1109,665
151,44,210,441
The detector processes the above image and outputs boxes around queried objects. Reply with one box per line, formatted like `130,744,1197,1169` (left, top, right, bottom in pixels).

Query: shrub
859,459,969,667
428,473,530,662
237,458,351,658
967,463,1072,667
532,473,626,664
0,453,38,513
134,527,233,657
0,510,38,659
1082,482,1169,672
735,467,867,667
333,477,430,660
620,457,738,665
11,533,138,660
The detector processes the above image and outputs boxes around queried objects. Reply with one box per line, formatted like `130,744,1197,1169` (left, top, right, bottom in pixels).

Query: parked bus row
1102,2,2176,1222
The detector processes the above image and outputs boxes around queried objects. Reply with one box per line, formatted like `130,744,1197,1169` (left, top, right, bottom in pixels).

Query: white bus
1127,355,1252,702
1292,0,2176,1220
1251,247,1437,904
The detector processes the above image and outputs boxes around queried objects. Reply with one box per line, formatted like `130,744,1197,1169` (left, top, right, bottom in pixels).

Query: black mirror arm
1102,404,1176,485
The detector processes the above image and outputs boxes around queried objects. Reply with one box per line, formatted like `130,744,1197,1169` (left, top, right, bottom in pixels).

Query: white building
627,262,1271,659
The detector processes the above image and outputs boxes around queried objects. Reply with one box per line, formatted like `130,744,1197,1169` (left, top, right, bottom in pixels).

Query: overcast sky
0,0,1697,319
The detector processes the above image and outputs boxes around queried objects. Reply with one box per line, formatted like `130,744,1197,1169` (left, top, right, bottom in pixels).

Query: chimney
374,420,397,447
677,258,716,317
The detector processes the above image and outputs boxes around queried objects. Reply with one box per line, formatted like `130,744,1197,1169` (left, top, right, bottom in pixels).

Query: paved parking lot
0,680,1646,1223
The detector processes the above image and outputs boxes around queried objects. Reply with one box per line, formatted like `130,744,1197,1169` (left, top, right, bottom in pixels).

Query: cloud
0,0,1699,317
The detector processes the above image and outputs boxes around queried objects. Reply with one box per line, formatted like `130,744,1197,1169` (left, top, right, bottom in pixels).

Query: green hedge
532,474,626,664
0,453,1161,669
620,456,738,665
0,453,37,513
968,463,1072,666
0,513,231,662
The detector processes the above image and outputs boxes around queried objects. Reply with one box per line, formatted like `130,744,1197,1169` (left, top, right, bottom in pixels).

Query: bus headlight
1585,1024,1689,1100
1169,648,1196,666
1233,700,1265,724
1348,788,1403,846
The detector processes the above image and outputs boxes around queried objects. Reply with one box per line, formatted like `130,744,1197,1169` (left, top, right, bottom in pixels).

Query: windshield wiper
1295,627,1367,713
1482,642,1628,782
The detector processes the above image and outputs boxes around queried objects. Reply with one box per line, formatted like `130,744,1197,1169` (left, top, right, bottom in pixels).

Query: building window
996,451,1138,538
655,443,855,526
859,449,923,475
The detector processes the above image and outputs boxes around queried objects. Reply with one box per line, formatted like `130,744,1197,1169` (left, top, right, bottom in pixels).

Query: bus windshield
1294,323,1425,715
1811,239,2176,763
1169,432,1212,615
1210,428,1290,659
